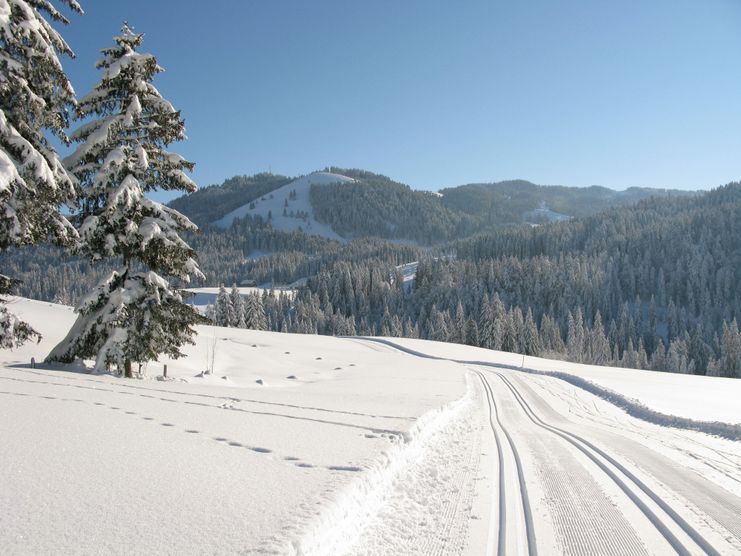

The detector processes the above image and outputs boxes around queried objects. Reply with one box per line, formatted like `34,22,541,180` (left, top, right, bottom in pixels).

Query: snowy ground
1,298,740,555
212,172,354,240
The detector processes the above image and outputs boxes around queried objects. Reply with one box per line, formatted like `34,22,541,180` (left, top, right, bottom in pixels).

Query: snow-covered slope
2,298,740,555
213,171,354,240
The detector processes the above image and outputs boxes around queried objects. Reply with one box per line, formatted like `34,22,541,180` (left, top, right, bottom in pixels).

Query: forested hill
169,168,694,244
454,181,740,262
439,180,695,226
260,182,740,377
309,169,477,244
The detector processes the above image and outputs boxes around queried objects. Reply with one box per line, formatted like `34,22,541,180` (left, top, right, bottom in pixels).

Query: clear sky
54,0,741,196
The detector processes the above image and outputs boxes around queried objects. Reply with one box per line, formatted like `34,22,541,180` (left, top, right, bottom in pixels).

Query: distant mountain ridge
168,169,697,244
438,179,696,226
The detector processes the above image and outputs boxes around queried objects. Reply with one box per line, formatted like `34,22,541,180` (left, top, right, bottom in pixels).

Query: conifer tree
589,311,611,365
214,284,231,326
651,340,667,372
464,314,479,346
666,335,694,374
453,301,465,344
566,310,584,362
402,317,419,339
500,309,518,353
0,277,36,347
389,314,403,337
427,305,449,342
621,338,638,369
47,24,205,376
244,293,267,331
523,308,541,356
478,294,495,349
0,0,82,346
711,319,741,378
229,284,245,327
490,293,505,350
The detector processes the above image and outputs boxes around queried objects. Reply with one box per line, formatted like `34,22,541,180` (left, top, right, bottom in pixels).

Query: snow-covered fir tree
243,293,267,331
0,276,36,347
464,314,479,346
452,301,465,344
523,308,541,356
478,294,495,350
47,24,205,376
709,319,741,377
0,0,82,346
214,284,231,326
229,284,245,327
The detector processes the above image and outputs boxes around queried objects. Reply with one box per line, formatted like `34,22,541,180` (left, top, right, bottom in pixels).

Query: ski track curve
513,373,741,551
347,336,741,441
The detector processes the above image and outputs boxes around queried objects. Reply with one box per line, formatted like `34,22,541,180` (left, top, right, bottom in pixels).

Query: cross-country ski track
350,337,741,556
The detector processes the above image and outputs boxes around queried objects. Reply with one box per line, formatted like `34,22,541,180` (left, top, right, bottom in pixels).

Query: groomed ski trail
351,337,740,556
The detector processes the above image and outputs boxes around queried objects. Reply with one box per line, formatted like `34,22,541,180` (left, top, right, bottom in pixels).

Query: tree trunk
124,359,133,378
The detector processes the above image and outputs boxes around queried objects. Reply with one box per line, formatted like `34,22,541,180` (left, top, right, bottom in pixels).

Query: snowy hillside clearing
2,298,740,555
212,172,354,240
395,261,418,283
523,201,572,223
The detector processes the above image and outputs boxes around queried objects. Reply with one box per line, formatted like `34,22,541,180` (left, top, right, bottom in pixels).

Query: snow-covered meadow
0,298,468,554
1,297,740,555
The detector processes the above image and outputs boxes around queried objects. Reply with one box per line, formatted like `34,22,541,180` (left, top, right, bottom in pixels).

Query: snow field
0,298,469,554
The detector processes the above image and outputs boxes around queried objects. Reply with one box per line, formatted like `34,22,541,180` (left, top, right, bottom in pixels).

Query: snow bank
291,373,475,555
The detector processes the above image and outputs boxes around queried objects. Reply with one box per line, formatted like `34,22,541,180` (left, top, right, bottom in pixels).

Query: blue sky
55,0,741,196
